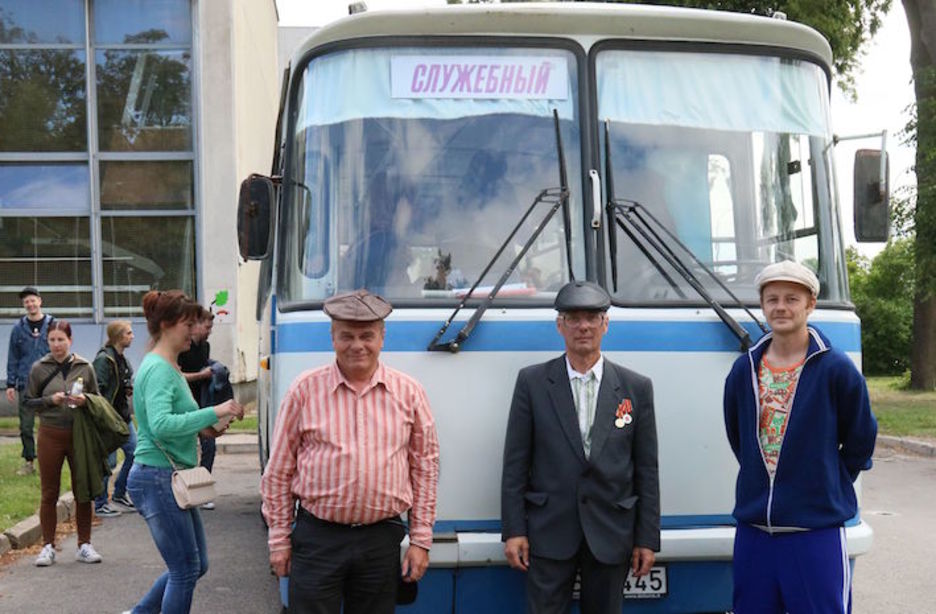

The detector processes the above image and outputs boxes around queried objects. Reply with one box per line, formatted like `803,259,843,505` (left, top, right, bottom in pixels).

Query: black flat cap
19,286,40,299
323,289,392,321
554,281,611,312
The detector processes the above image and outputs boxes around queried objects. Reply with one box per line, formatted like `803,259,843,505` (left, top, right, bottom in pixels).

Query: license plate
623,566,667,599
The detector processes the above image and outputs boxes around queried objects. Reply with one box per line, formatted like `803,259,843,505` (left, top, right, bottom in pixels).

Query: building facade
0,0,277,404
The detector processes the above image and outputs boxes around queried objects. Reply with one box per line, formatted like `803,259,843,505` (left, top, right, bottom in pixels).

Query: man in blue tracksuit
723,261,877,614
5,287,54,475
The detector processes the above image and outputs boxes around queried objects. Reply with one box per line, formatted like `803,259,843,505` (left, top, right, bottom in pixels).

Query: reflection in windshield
597,50,846,303
281,47,584,306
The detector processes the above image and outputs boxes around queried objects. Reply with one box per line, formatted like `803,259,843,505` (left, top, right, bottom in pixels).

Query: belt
297,505,404,529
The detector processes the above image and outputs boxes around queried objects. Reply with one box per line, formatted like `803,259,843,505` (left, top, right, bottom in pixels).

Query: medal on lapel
615,399,633,428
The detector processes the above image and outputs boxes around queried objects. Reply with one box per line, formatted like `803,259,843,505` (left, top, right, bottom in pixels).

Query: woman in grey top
26,319,102,567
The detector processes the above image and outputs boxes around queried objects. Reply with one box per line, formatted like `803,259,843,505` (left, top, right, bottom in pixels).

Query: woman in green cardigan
126,290,244,614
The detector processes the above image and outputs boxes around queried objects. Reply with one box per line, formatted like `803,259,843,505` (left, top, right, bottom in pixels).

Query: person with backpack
92,321,137,517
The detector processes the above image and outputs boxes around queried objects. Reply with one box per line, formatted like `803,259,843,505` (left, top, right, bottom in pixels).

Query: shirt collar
565,354,603,384
328,361,388,395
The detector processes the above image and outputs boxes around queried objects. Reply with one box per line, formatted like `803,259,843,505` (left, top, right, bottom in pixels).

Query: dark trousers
288,508,405,614
18,391,35,461
37,425,92,545
199,434,216,472
526,541,628,614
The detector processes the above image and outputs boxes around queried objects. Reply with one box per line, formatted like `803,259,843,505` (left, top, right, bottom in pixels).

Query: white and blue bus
238,4,887,612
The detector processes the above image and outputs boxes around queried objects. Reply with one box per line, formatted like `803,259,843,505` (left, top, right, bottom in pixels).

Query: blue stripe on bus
275,320,860,353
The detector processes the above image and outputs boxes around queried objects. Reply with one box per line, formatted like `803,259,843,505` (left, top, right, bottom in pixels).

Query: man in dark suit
501,280,661,614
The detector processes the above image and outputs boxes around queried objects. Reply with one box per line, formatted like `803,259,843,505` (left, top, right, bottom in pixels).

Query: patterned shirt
260,362,440,553
758,357,805,477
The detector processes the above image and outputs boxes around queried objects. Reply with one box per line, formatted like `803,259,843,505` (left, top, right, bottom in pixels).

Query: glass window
0,216,92,317
282,46,584,306
100,160,192,209
100,216,195,316
96,49,192,151
93,0,191,46
597,49,844,303
0,163,89,211
0,0,85,44
0,49,87,151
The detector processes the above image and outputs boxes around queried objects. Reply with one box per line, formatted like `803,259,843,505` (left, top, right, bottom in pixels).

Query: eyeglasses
561,313,605,327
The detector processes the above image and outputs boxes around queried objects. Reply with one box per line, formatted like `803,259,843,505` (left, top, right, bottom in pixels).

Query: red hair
141,290,201,340
48,319,72,339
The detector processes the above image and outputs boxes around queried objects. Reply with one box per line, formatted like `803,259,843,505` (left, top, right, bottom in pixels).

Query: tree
902,0,936,390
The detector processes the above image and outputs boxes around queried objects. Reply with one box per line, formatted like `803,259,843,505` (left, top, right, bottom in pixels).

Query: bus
237,3,888,612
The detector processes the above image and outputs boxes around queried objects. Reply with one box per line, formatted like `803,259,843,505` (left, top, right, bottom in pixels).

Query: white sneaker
34,543,55,567
200,501,215,510
76,542,102,563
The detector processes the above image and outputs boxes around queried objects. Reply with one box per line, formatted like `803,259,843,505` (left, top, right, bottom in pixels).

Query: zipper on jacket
747,330,829,532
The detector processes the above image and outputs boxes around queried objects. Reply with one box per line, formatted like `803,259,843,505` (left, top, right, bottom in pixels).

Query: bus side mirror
853,149,889,243
238,174,275,260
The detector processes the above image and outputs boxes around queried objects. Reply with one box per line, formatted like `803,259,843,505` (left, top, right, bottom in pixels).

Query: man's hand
504,536,530,572
5,388,15,403
270,548,291,577
631,547,655,577
51,391,66,406
401,545,429,582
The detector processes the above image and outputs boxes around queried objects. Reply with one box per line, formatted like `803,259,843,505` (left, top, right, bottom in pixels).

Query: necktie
573,374,597,456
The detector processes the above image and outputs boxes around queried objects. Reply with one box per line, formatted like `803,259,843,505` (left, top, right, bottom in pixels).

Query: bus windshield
597,49,849,304
279,46,585,307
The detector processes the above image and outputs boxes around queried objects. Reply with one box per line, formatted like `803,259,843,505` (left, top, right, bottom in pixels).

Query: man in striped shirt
260,289,440,614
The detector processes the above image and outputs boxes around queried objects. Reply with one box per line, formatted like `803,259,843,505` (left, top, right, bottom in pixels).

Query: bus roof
291,2,833,70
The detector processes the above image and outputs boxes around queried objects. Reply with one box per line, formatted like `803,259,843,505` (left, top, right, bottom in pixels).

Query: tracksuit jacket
723,326,877,531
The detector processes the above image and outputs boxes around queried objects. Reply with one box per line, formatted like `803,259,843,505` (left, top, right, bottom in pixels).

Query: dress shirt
261,362,440,553
566,355,604,456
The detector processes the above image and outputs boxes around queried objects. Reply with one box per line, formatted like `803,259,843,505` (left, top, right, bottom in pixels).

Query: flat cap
323,289,392,321
18,286,40,299
554,281,611,312
755,260,820,297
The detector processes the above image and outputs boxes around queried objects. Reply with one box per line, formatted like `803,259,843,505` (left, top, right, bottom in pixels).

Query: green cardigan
133,353,218,469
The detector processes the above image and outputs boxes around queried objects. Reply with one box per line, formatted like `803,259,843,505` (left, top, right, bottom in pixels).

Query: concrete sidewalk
0,453,280,613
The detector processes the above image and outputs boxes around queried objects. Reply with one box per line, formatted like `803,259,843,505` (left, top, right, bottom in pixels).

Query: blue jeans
127,463,209,614
95,421,137,508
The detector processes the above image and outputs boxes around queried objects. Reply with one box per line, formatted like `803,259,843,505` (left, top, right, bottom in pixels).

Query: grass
0,416,17,431
0,443,71,533
228,414,257,433
866,376,936,439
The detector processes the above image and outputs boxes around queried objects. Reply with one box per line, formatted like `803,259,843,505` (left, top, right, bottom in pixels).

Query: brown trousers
37,425,92,546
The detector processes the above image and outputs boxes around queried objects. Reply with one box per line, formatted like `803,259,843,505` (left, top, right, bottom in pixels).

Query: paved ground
0,453,281,613
852,447,936,613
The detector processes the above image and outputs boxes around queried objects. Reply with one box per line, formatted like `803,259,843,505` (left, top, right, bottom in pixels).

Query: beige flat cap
755,260,820,296
323,289,392,321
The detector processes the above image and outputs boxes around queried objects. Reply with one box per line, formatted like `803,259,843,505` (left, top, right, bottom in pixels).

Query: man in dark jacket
92,321,136,517
5,287,53,475
723,260,877,614
501,281,660,614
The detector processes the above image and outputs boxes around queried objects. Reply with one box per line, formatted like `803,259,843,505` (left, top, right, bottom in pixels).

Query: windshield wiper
427,110,573,352
603,121,767,351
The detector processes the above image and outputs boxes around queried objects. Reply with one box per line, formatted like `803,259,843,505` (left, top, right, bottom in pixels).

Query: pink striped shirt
260,361,440,552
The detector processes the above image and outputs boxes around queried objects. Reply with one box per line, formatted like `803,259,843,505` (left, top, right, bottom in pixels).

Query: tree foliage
848,239,915,375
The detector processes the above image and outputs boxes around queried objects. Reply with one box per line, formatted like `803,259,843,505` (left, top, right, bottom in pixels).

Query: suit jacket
501,355,661,565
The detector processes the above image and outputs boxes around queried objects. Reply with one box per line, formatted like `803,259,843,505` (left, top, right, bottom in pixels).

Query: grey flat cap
755,260,820,297
323,289,392,321
554,281,611,312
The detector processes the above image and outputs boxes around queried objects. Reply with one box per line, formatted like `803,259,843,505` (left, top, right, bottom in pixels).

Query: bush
847,239,915,375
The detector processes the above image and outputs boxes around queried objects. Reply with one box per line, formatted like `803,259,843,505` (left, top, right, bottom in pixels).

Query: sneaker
200,501,216,510
95,503,122,518
76,543,102,564
34,544,55,567
16,461,35,476
111,493,135,509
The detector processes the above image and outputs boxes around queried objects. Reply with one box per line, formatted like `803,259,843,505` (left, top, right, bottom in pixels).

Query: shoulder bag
152,438,216,509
